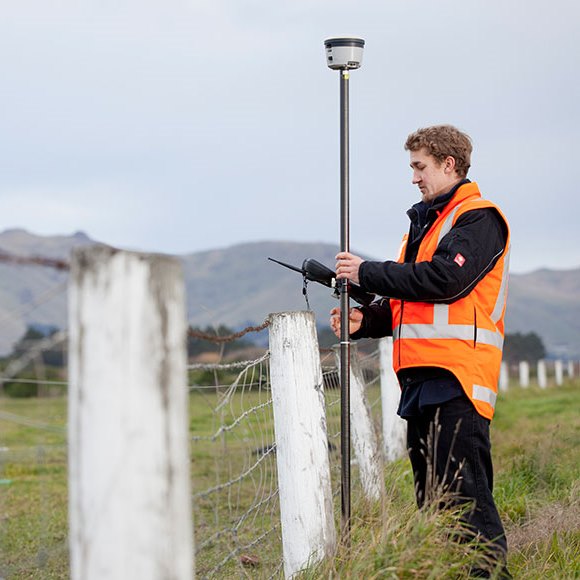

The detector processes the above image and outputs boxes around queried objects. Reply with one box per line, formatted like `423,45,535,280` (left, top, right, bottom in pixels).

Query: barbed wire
0,252,70,271
188,320,270,343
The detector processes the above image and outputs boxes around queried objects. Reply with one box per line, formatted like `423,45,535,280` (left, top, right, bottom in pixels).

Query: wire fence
188,342,384,579
320,346,382,504
188,353,283,579
1,250,579,578
0,334,383,578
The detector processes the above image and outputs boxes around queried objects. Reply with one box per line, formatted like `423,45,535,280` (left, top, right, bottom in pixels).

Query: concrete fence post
378,337,407,463
333,343,384,502
268,311,336,578
554,360,564,386
519,361,530,388
68,247,193,580
567,360,575,379
499,361,509,392
537,359,547,389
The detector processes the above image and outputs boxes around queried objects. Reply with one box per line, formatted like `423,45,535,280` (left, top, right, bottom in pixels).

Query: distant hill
182,240,365,330
0,229,579,358
0,229,96,355
504,268,580,359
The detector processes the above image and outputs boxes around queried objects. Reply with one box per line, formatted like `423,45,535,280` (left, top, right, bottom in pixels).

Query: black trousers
406,395,508,562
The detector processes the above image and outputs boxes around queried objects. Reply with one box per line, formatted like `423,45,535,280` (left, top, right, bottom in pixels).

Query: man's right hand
329,307,364,339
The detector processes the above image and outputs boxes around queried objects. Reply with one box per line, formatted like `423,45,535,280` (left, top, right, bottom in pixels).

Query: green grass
306,380,580,579
492,381,580,578
0,398,68,579
1,380,579,578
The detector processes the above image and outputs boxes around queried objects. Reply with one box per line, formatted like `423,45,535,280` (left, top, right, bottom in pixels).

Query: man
330,125,511,577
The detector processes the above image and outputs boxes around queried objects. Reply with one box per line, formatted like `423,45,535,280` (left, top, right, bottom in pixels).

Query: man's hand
330,306,364,339
335,252,364,285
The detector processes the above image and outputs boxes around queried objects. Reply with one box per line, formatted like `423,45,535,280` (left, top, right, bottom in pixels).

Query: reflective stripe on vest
473,384,497,408
491,245,511,324
436,205,462,246
393,302,505,349
393,321,504,350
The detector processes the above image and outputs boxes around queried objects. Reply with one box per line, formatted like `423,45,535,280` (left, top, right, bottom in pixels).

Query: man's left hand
335,252,364,285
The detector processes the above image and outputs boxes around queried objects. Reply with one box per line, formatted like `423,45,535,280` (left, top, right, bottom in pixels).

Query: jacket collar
407,179,475,226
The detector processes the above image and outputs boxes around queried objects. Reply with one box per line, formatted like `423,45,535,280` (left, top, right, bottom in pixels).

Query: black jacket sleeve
350,298,393,340
358,208,508,303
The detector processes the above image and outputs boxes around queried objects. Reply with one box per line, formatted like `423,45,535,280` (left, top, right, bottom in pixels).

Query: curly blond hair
405,125,472,178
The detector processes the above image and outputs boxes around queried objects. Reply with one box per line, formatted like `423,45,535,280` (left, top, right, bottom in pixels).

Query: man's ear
443,155,456,174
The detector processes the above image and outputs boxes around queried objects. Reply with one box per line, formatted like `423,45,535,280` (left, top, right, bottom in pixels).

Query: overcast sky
1,0,578,273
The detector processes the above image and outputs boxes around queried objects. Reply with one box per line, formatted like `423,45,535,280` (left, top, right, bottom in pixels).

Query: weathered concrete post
68,246,193,580
378,337,406,462
537,359,547,389
519,361,530,388
567,360,575,379
554,359,564,386
268,311,336,578
333,344,384,502
499,361,509,392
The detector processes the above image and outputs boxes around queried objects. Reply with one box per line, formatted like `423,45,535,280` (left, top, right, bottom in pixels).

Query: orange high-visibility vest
390,182,510,420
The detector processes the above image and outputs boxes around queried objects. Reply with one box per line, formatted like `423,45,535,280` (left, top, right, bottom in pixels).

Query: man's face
409,148,458,203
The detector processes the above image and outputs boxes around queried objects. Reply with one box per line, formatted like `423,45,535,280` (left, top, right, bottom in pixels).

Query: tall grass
304,380,580,579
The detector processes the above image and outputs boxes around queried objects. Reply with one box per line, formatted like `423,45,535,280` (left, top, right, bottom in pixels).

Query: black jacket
352,180,508,417
352,179,508,340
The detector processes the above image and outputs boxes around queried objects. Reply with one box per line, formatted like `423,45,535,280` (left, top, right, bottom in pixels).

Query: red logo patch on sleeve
454,253,466,267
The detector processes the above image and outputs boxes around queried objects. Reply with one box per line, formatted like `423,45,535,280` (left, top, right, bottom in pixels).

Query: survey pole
324,36,365,543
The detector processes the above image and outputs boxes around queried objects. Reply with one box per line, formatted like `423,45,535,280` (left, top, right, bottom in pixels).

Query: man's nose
412,172,421,184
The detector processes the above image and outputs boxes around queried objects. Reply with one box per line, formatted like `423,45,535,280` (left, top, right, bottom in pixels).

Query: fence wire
189,345,384,579
189,352,283,579
321,346,383,504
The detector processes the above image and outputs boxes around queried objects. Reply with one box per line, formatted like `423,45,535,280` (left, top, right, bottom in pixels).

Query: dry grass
507,484,580,551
